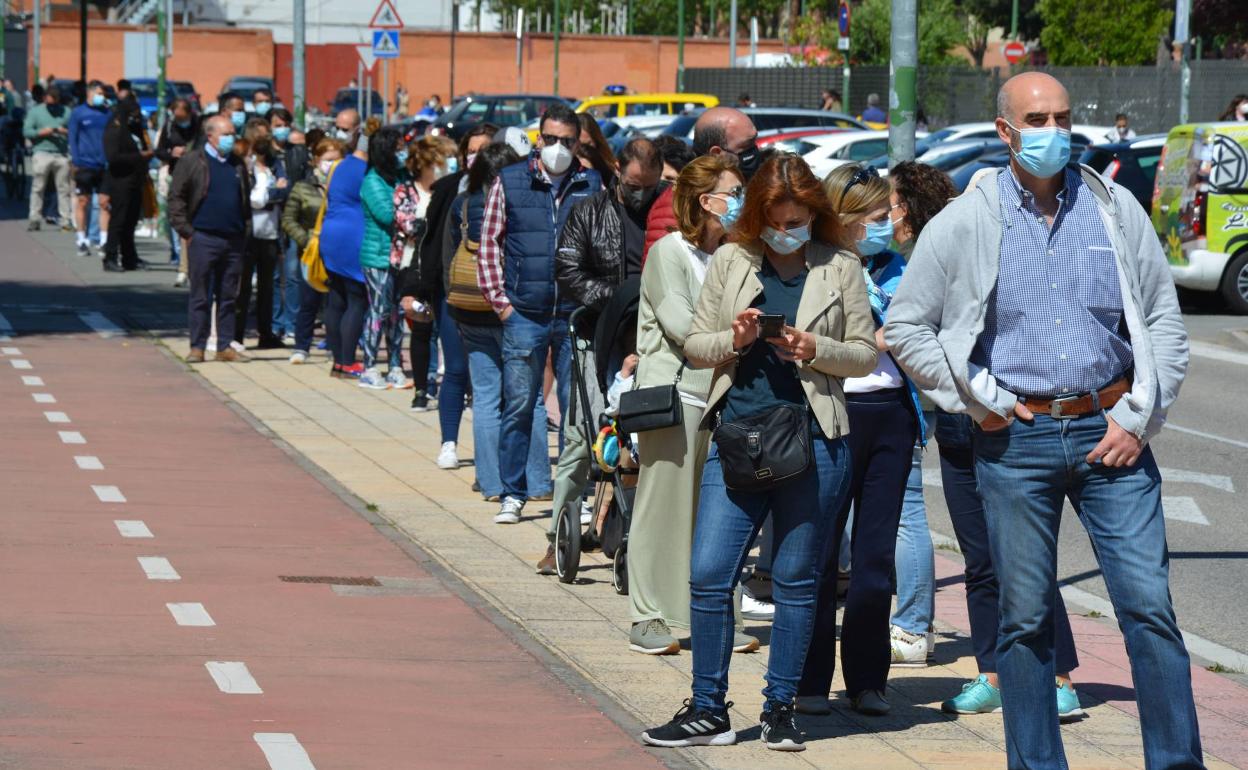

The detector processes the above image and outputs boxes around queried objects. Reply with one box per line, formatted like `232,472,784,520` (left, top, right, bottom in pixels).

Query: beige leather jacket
684,240,879,439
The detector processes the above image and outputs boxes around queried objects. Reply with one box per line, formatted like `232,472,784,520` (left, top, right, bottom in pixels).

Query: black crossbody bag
617,363,685,434
713,401,813,492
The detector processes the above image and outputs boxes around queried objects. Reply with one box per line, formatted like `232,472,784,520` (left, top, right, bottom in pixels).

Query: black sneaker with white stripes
760,701,805,751
641,699,736,748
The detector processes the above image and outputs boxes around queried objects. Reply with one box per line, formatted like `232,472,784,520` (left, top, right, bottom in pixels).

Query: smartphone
757,313,786,339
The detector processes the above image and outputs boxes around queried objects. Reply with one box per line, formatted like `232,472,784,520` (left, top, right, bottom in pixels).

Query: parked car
129,78,200,116
758,128,854,154
328,88,385,120
203,76,281,115
801,130,930,178
575,92,718,120
430,93,570,140
660,107,865,145
925,121,1110,149
1079,134,1166,214
1152,121,1248,313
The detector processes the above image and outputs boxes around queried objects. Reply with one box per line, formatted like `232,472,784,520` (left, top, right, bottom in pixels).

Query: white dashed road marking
58,431,85,444
1162,496,1210,525
1165,422,1248,450
92,485,126,503
205,661,263,694
21,375,43,386
44,411,70,423
254,733,317,770
137,557,180,581
114,520,153,538
78,311,124,338
32,393,56,403
167,603,216,627
1190,340,1248,366
1,346,20,355
75,455,104,470
11,359,31,369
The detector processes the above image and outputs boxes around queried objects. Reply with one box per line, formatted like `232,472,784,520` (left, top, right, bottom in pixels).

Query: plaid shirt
477,175,511,314
972,167,1134,397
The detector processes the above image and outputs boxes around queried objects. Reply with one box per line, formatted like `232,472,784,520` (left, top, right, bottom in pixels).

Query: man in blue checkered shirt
885,72,1203,770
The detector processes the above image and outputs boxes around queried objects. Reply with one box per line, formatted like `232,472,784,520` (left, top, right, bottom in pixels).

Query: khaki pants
29,152,71,226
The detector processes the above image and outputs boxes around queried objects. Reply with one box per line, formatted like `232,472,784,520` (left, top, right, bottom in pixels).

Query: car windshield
130,81,159,98
925,128,958,143
230,83,271,101
661,114,700,138
1080,148,1116,173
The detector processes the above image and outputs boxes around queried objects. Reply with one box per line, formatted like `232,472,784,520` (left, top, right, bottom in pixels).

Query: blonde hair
823,164,891,225
673,155,744,244
407,135,447,176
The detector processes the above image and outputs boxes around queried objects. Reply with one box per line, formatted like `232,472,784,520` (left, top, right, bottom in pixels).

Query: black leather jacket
555,187,632,313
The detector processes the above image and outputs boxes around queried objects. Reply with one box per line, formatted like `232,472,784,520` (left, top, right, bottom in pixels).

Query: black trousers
234,237,280,343
187,230,245,352
104,174,142,268
801,387,917,699
324,272,367,366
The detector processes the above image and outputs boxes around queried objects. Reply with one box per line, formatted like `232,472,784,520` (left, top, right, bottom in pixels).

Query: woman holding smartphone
641,153,877,753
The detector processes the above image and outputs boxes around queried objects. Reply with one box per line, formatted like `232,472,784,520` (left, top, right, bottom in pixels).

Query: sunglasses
540,133,577,149
706,185,744,200
841,164,880,200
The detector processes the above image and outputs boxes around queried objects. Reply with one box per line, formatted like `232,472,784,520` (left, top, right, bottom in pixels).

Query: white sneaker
494,495,524,524
174,272,187,287
282,332,296,346
289,350,308,365
436,441,459,469
385,369,410,390
741,590,775,621
229,340,246,354
580,499,593,526
889,624,931,667
358,368,388,389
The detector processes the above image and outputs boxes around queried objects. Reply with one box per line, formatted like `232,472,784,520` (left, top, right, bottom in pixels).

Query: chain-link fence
685,61,1248,133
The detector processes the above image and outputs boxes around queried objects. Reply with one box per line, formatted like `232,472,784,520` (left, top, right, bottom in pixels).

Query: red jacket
643,185,677,265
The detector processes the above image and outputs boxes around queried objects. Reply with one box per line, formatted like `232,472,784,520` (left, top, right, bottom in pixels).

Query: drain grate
279,575,382,586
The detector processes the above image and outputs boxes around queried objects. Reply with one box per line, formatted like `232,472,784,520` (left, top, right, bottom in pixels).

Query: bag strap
312,160,340,233
460,197,469,238
630,360,684,392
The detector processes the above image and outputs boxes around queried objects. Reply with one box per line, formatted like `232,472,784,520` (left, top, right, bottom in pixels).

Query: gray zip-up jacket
882,165,1187,443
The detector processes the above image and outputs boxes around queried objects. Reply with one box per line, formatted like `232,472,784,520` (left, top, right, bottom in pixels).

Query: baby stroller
554,276,641,594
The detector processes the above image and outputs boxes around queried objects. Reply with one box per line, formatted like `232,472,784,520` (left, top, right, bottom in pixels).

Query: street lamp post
293,0,305,128
677,0,685,91
888,0,917,167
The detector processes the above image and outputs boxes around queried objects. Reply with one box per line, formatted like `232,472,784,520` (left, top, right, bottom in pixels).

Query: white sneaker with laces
174,272,188,287
436,441,459,469
580,500,593,526
889,624,931,667
494,495,524,524
289,350,308,365
358,368,389,390
741,590,776,621
229,340,247,354
386,369,410,390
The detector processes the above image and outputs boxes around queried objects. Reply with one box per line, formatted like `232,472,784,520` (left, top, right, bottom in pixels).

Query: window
844,139,888,161
1136,148,1163,186
626,102,668,116
490,98,531,127
583,103,615,119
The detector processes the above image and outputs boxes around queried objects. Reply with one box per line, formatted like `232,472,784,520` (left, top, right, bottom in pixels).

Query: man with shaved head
885,72,1202,769
169,113,253,363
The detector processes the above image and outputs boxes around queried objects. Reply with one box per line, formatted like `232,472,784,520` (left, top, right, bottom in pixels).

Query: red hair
732,153,849,251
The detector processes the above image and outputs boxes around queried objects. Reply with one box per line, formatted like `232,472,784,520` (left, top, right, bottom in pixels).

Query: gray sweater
883,165,1187,443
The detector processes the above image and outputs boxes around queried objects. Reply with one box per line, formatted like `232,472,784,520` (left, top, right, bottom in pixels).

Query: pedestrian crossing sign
372,29,400,59
368,0,404,29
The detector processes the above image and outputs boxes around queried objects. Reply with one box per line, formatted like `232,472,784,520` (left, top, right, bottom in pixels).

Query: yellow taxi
525,92,719,142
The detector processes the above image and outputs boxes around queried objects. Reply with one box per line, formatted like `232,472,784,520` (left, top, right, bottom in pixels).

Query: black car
329,88,385,119
1079,135,1166,214
430,93,570,140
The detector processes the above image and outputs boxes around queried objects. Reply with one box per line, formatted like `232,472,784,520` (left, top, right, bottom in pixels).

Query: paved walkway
8,222,1248,768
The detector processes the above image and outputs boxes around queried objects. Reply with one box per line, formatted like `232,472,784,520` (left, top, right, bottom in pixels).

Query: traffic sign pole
888,0,917,167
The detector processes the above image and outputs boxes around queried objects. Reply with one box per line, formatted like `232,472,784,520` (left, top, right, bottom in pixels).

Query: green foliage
1037,0,1173,65
487,0,791,37
790,0,966,66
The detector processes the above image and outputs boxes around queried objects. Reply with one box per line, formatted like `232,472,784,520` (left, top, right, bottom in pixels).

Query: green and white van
1152,122,1248,313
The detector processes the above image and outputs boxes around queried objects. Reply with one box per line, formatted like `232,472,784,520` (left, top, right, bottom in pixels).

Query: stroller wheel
555,501,582,584
612,543,628,595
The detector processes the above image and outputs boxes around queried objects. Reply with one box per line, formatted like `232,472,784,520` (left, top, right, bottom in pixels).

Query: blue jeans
690,436,850,713
499,309,570,501
892,410,936,635
436,299,469,444
460,323,551,500
974,413,1203,770
272,238,301,336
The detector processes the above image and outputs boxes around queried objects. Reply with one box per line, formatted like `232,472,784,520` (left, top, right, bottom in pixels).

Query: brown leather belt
1021,378,1130,420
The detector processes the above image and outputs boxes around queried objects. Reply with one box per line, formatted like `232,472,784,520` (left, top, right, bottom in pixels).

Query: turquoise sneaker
942,674,1003,714
1056,681,1085,722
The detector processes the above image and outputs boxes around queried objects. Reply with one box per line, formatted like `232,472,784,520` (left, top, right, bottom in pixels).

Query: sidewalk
18,224,1248,769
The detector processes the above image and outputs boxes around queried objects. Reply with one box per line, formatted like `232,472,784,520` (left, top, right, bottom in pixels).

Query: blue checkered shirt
972,168,1133,398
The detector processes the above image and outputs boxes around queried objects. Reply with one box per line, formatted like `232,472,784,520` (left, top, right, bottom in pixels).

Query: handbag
446,198,494,313
713,402,813,492
300,161,337,294
617,363,684,434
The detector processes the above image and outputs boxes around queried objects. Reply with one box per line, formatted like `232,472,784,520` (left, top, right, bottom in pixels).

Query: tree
789,0,966,66
1037,0,1173,65
486,0,793,38
1192,0,1248,59
954,0,1043,67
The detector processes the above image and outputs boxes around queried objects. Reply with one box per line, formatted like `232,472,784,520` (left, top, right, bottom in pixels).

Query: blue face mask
254,101,271,116
230,111,245,129
176,119,192,129
273,126,291,142
396,149,409,166
856,218,894,256
445,156,459,175
90,93,106,107
761,222,812,255
711,191,744,230
1005,121,1071,178
217,134,236,154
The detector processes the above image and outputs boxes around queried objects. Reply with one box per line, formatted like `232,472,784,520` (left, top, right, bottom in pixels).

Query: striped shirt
972,167,1133,397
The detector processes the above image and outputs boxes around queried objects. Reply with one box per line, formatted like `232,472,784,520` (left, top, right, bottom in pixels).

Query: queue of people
28,70,1204,767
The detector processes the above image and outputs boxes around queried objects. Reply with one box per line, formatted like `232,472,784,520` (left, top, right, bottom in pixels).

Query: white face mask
318,159,334,176
540,142,574,176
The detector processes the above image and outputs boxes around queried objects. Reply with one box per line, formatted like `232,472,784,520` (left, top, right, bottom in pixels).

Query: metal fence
685,60,1248,133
